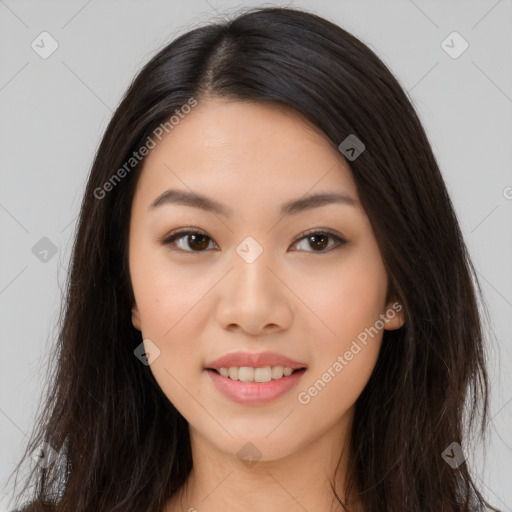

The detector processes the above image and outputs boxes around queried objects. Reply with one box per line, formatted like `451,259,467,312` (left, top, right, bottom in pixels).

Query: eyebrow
148,188,357,217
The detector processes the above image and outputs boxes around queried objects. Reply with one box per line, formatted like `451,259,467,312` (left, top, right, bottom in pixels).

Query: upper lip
206,351,307,370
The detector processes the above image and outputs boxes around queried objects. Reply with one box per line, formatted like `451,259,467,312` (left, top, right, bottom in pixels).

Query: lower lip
206,368,306,405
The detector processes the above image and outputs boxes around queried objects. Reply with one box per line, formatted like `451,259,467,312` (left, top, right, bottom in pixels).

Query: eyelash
160,227,348,255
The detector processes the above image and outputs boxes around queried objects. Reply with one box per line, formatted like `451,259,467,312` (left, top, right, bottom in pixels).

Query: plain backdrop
1,1,511,510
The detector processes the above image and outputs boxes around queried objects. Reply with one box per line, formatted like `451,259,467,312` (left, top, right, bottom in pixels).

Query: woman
7,6,501,512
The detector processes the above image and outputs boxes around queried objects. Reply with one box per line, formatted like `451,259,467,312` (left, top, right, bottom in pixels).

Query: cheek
294,298,385,440
130,248,211,410
129,243,220,404
308,251,388,347
296,246,387,413
131,243,207,337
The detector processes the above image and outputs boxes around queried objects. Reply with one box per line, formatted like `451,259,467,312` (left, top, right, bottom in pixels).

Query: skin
129,97,404,512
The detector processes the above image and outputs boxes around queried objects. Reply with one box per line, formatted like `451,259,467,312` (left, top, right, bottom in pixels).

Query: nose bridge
235,234,267,267
216,234,292,333
231,234,275,300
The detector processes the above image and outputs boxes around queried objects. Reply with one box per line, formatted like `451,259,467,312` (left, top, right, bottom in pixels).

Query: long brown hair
6,6,501,512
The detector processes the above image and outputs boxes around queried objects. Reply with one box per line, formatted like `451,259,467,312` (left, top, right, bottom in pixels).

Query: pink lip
206,368,307,405
205,351,307,370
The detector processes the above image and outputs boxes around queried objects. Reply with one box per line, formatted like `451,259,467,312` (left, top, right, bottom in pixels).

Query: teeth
239,367,255,382
216,365,299,382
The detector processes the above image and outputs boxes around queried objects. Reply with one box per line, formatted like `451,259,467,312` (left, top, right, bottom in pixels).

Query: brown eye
306,233,329,251
185,233,210,251
162,228,347,254
163,229,217,253
291,230,347,253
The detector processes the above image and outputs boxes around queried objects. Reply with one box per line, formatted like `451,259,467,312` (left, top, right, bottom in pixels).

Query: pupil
309,234,328,250
189,234,209,250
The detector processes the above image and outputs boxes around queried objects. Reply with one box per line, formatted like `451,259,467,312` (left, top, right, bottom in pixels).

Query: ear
383,299,405,331
131,305,141,331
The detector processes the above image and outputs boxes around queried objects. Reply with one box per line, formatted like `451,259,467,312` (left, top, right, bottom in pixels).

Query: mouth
205,366,307,405
205,366,307,383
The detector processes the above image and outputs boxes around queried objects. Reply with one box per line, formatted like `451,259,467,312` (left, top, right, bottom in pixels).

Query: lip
206,367,307,405
205,351,307,371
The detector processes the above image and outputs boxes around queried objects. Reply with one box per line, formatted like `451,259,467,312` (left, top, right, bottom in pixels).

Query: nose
215,249,293,336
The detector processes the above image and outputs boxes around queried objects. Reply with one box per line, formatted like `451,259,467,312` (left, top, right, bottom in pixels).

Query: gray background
0,0,511,510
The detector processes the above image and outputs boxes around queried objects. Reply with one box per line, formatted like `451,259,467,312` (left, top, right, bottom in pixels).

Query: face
129,98,404,462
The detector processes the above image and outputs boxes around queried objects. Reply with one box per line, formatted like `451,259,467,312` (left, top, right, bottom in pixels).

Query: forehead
133,98,359,210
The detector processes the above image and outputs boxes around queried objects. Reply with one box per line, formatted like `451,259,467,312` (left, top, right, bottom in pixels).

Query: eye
290,228,347,253
161,228,218,253
160,228,347,254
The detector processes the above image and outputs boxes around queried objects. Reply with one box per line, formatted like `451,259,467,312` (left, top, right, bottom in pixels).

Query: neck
165,410,363,512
